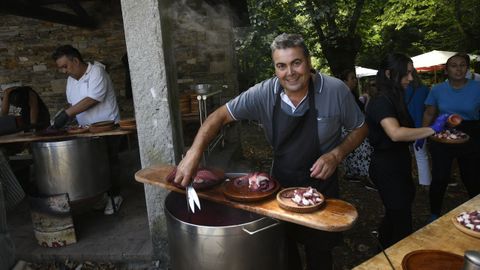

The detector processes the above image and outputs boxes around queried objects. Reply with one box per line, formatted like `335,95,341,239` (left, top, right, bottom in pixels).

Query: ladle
370,231,396,270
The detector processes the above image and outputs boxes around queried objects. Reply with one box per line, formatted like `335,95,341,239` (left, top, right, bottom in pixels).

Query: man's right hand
53,110,70,129
173,152,201,187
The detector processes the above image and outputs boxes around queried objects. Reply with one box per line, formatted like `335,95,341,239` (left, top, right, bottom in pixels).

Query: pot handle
242,218,281,235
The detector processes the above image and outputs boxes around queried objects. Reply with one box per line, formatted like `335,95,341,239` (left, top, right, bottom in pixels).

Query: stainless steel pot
164,192,286,270
31,137,111,202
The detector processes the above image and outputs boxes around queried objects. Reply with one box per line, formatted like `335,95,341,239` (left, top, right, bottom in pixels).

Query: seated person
1,86,50,130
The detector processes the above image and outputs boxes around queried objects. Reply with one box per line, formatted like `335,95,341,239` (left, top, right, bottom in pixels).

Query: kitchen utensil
223,178,280,202
191,84,211,94
31,137,111,202
90,120,115,127
430,133,469,144
186,183,201,213
165,192,286,270
276,187,325,213
371,231,396,270
463,250,480,270
402,250,463,270
452,212,480,238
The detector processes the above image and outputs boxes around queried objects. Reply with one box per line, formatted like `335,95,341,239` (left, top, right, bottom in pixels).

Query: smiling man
175,33,367,270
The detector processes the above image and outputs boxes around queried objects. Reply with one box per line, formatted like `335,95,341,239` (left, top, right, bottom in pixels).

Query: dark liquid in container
165,192,261,226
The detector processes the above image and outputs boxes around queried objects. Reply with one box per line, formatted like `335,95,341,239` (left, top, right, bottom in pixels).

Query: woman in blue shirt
423,53,480,221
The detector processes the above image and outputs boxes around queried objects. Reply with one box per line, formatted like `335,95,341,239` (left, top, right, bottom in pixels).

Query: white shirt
66,62,120,126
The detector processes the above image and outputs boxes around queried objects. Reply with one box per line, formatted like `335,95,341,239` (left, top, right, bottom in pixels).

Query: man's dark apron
271,79,337,198
271,79,340,263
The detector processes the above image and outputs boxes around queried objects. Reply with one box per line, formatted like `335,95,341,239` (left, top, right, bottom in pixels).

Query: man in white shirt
51,45,122,215
51,45,120,128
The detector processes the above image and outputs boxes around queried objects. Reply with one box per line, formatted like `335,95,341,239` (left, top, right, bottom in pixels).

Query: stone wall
0,3,133,118
0,0,238,122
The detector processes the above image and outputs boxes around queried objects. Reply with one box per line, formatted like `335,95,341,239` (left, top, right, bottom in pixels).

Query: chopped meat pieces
456,210,480,232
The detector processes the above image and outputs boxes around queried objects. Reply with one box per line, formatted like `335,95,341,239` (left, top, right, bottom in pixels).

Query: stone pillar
120,0,183,266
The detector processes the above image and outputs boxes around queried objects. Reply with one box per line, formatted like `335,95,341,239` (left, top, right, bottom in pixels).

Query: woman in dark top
365,53,449,248
1,86,50,130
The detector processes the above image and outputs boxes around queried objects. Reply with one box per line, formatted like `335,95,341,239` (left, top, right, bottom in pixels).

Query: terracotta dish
165,167,225,191
89,124,115,133
34,128,66,137
120,125,137,131
90,120,115,127
402,250,463,270
119,118,136,126
66,125,89,134
223,178,280,202
452,211,480,238
276,187,325,213
430,130,469,144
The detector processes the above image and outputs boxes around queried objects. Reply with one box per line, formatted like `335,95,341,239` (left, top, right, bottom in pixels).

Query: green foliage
234,0,480,87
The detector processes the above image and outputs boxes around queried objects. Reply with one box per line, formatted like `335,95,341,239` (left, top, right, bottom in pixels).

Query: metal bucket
164,192,286,270
31,137,111,202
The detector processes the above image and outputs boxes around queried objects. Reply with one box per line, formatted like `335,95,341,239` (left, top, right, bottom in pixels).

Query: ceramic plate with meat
430,129,469,144
452,210,480,238
165,167,225,190
277,187,325,213
223,172,280,202
66,125,89,134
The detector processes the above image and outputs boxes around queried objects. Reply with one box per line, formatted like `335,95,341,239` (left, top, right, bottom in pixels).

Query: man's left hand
53,110,70,129
310,152,340,180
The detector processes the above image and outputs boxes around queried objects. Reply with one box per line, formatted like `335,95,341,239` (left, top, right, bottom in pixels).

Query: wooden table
0,128,135,144
135,164,358,232
354,194,480,269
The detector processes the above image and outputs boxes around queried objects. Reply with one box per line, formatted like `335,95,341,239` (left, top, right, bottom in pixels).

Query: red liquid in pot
165,192,261,226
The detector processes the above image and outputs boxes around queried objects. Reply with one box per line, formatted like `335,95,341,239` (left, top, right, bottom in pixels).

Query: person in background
51,45,122,215
365,53,449,248
1,86,50,130
174,33,368,270
404,69,432,187
423,53,480,221
338,69,374,190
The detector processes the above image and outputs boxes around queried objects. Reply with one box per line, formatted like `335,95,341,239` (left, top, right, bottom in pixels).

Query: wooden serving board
135,164,358,232
0,128,134,144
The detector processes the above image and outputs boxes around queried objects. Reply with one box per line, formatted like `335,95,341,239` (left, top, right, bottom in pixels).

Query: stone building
1,0,249,266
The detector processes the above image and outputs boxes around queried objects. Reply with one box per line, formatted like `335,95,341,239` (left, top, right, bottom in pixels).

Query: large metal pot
31,137,110,202
164,192,286,270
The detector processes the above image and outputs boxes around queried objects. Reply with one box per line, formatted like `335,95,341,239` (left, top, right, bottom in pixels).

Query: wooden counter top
135,164,358,232
354,194,480,269
0,128,135,144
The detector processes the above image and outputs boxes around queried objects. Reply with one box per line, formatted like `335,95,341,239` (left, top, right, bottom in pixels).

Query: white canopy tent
355,66,377,78
411,50,480,72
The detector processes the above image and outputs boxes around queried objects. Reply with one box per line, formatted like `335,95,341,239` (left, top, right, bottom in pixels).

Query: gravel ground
17,122,470,270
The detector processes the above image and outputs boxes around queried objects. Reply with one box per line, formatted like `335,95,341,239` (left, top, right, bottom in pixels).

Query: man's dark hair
51,45,84,62
446,53,470,67
270,33,310,57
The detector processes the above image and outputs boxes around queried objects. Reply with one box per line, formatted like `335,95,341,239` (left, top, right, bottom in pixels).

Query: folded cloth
0,151,25,210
